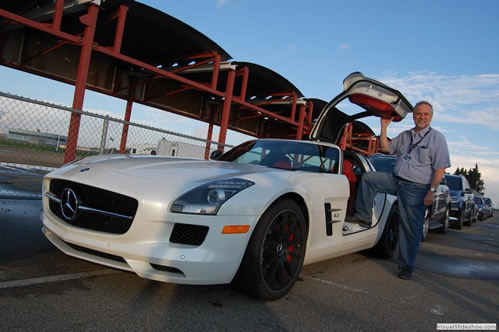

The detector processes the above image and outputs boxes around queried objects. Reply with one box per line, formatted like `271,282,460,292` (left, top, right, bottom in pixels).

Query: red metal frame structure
0,0,317,162
337,122,380,156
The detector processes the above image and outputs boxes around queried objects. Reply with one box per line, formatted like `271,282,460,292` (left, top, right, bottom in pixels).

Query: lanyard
408,127,431,154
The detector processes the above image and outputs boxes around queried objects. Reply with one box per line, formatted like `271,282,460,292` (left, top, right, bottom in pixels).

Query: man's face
413,104,433,131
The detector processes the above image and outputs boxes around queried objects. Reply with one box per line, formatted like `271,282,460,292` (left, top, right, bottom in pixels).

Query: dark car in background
444,174,476,229
474,196,487,221
483,197,494,219
368,154,451,240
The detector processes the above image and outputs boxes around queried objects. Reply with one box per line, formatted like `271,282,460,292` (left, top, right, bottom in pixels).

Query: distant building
130,138,214,159
6,128,67,147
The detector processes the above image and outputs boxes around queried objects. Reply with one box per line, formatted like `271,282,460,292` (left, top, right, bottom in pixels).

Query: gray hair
414,100,433,113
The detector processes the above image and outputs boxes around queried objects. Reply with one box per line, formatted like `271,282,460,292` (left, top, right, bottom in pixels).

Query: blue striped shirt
389,126,451,184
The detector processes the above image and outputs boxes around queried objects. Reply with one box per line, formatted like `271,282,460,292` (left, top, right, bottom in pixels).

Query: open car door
309,72,413,154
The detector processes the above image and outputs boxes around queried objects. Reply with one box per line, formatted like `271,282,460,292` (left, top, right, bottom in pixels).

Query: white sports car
41,73,413,300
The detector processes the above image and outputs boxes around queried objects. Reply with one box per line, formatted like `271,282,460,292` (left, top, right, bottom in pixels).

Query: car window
219,140,340,173
368,154,396,173
463,177,471,190
444,175,462,190
474,197,483,204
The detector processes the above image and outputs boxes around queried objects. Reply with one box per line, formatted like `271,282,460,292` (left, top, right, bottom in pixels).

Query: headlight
171,178,255,215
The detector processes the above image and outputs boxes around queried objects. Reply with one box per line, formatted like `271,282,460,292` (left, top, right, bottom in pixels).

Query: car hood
52,154,279,185
309,72,413,144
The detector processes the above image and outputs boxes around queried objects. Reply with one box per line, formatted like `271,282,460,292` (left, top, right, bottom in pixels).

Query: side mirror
210,150,223,160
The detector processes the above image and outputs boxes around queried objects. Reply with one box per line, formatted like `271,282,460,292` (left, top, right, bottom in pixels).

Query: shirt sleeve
432,132,451,169
388,131,404,155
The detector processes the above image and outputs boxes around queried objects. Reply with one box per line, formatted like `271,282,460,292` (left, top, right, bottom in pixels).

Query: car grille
47,179,138,234
65,241,127,264
170,223,209,246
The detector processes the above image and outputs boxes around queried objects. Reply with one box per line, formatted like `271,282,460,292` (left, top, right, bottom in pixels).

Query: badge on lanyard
405,128,431,162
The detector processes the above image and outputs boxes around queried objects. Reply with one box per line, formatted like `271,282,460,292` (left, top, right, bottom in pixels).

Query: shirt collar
411,126,431,138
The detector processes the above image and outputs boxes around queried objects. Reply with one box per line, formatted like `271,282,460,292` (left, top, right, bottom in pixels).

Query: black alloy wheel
233,198,307,301
373,204,399,258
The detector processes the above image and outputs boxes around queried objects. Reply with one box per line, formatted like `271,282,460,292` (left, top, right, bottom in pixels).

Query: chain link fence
0,91,234,199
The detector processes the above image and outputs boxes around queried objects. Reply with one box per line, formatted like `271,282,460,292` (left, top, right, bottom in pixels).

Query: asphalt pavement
1,198,498,331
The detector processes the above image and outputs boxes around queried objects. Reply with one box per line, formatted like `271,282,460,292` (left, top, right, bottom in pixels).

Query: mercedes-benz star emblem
60,188,80,221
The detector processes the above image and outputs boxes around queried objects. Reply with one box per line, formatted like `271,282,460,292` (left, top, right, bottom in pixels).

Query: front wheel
232,198,307,301
421,208,430,242
453,209,464,230
439,207,450,234
464,208,472,227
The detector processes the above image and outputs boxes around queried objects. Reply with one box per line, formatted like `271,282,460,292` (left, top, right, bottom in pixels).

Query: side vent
324,203,342,236
325,203,333,236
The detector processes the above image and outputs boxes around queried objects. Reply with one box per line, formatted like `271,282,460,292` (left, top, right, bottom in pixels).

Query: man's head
413,101,433,132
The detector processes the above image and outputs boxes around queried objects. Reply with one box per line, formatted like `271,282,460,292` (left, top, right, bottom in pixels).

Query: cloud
378,72,499,129
216,0,230,8
339,43,350,50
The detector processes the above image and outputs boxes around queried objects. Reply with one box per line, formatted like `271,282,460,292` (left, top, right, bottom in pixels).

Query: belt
396,176,417,184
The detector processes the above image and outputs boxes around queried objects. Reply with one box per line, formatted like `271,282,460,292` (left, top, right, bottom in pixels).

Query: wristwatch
430,187,436,192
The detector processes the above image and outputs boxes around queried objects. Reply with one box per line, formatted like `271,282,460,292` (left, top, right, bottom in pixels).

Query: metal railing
0,91,235,199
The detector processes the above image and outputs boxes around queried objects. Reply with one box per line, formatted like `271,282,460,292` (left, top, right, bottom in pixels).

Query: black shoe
346,215,371,227
398,270,412,280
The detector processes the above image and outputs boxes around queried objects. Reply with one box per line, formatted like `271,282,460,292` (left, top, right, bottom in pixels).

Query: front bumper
42,211,257,285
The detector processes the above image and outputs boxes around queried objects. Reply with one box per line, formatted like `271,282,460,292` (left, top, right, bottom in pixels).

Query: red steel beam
210,53,220,89
218,69,236,147
236,66,249,101
296,104,306,140
52,0,64,30
307,100,314,127
96,45,225,98
65,4,99,162
290,93,297,121
112,5,128,53
204,105,216,160
0,9,80,44
120,84,135,153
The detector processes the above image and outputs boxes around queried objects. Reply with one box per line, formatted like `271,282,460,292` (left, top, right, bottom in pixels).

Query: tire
439,207,450,234
454,209,464,230
421,208,430,242
232,198,307,301
373,204,399,258
464,208,472,227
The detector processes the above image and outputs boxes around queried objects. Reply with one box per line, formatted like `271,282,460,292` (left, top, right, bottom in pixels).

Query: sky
1,0,498,206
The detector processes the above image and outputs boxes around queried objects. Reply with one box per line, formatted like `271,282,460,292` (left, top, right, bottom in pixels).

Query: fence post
99,116,109,154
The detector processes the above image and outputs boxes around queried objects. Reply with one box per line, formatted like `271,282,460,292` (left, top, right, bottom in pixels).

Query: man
347,101,450,280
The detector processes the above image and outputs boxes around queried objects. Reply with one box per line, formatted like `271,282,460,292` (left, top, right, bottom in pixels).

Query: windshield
368,154,396,173
218,140,340,173
445,175,463,191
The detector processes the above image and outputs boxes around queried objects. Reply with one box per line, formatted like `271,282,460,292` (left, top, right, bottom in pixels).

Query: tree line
453,163,485,194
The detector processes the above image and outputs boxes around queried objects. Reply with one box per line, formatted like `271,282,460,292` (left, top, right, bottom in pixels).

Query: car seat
262,152,292,170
